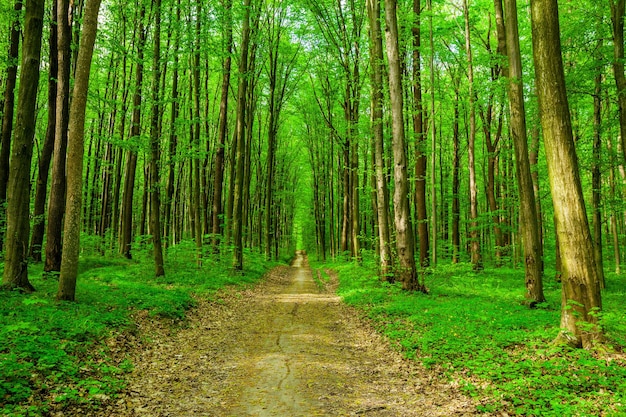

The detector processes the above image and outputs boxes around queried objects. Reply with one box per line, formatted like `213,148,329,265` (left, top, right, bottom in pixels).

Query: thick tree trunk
29,4,58,261
366,0,392,279
384,0,425,292
1,0,45,292
503,0,545,304
57,0,102,301
530,0,603,347
0,0,23,252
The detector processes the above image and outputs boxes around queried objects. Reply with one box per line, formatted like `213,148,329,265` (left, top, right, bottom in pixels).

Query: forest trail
93,252,483,416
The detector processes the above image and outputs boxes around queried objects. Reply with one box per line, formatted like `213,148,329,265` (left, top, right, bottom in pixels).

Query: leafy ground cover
0,240,278,416
316,253,626,416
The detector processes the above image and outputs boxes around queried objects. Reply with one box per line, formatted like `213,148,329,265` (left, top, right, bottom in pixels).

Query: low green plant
0,241,277,416
330,252,626,416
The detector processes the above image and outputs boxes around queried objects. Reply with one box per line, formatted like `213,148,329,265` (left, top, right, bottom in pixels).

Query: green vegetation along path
93,252,483,416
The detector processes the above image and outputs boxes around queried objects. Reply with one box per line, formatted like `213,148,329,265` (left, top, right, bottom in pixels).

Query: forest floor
75,252,488,416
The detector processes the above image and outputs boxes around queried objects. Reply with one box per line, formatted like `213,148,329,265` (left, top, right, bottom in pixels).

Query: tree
463,0,482,270
0,0,23,252
384,0,426,292
29,3,58,262
211,0,233,253
413,0,429,268
530,0,603,347
57,0,102,301
44,0,72,274
2,0,45,292
366,0,392,279
502,0,545,304
148,0,165,277
232,0,252,271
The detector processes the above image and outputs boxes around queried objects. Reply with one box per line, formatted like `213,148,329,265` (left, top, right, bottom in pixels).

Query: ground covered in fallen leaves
71,252,488,416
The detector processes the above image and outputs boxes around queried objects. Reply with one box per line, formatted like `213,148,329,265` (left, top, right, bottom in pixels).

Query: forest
1,0,626,415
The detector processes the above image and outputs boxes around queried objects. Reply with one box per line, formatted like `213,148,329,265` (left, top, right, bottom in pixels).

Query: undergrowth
317,253,626,416
0,239,278,416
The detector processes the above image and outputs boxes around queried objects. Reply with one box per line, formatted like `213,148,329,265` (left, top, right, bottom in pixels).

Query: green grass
317,252,626,417
0,241,278,416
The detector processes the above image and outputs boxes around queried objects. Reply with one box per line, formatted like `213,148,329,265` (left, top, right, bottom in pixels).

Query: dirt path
95,252,482,416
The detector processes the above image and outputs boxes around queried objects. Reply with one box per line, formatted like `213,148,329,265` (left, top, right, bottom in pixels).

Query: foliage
0,242,275,416
324,252,626,416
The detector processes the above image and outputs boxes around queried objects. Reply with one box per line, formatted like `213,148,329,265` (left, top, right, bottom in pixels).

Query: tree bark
232,0,251,271
29,4,58,261
530,0,603,347
366,0,392,280
0,0,23,252
44,0,72,274
464,0,482,270
149,0,165,277
211,0,232,254
413,0,429,268
120,5,146,259
503,0,545,304
1,0,45,292
611,0,626,166
384,0,425,292
592,57,605,289
57,0,102,301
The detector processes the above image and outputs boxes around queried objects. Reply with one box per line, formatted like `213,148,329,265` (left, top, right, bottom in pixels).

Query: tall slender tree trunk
451,76,461,263
384,0,425,292
232,0,251,271
464,0,482,270
192,0,203,263
149,0,165,277
366,0,392,279
211,0,232,253
120,5,146,259
592,55,605,289
44,0,72,274
57,0,102,301
30,4,58,261
413,0,429,268
503,0,545,304
1,0,44,292
611,0,626,165
0,0,23,252
530,0,603,348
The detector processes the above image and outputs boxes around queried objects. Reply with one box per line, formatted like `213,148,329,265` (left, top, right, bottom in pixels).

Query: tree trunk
384,0,425,292
366,0,392,279
611,0,626,166
464,0,482,270
211,0,232,253
29,4,58,261
232,0,251,271
1,0,45,292
503,0,545,304
451,76,461,263
57,0,102,301
44,0,71,274
149,0,165,277
530,0,603,347
413,0,429,268
192,0,203,263
0,0,23,252
120,5,146,259
592,52,605,289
